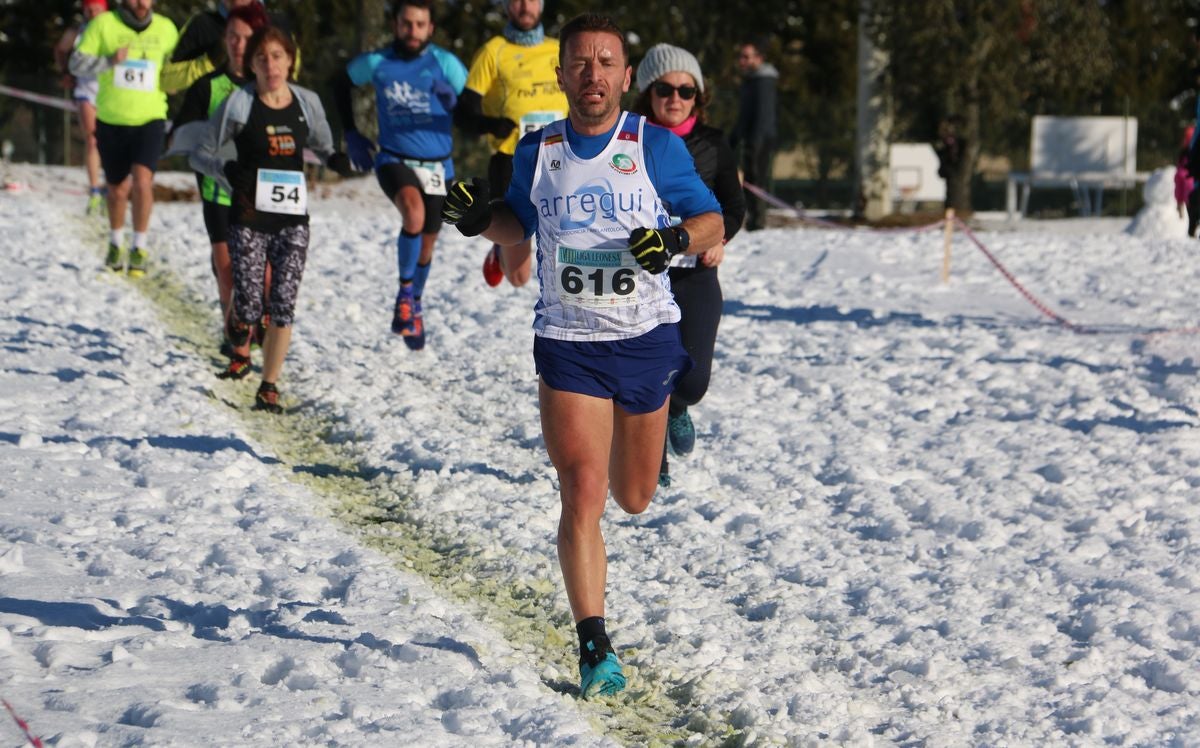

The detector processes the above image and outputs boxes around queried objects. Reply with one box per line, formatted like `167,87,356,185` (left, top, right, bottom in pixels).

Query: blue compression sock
412,261,432,298
397,229,421,288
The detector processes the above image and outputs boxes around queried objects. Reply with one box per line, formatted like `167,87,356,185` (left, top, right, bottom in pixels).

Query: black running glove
484,116,518,139
627,226,689,274
441,178,492,237
326,151,353,178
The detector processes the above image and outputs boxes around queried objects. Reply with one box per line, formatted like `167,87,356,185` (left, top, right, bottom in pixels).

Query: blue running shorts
534,323,694,414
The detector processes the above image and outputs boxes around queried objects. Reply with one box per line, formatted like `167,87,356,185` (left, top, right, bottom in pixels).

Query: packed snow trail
4,163,1199,745
67,211,734,745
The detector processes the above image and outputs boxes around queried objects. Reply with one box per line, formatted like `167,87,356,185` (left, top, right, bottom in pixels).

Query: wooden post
941,208,955,283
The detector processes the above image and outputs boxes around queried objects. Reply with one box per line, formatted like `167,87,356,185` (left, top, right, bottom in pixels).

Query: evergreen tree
868,0,1111,213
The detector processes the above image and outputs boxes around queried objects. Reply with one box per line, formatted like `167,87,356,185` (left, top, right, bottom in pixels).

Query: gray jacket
179,82,336,195
731,62,779,147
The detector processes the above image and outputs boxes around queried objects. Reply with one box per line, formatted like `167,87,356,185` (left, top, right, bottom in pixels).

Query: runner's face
229,0,254,7
557,31,630,131
506,0,541,32
251,39,292,93
125,0,152,20
394,5,433,53
224,18,254,75
83,4,105,21
649,72,697,128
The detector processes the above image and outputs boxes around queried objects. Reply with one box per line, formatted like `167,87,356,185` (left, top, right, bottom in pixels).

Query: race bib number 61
556,245,638,308
255,169,307,215
113,59,157,92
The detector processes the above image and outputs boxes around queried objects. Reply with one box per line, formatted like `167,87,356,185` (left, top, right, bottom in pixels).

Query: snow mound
1125,167,1189,238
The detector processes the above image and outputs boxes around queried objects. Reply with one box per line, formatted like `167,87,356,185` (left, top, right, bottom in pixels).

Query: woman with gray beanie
633,43,745,487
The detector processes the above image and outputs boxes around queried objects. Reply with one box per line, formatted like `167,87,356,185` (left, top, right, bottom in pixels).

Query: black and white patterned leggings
228,224,309,328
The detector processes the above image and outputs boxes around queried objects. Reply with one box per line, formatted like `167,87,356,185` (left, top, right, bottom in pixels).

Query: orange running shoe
404,298,425,351
391,286,416,335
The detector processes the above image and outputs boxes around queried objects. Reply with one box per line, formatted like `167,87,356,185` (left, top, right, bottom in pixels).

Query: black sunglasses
651,81,697,100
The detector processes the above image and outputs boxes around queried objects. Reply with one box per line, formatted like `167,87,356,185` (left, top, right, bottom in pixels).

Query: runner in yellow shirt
454,0,566,288
69,0,178,277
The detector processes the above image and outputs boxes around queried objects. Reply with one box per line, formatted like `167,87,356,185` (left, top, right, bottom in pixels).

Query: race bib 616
556,245,639,308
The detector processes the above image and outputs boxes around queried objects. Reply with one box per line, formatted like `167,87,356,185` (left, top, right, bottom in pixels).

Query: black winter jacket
683,123,746,243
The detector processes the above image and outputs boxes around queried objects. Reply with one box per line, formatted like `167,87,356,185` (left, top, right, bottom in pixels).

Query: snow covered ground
1,162,1198,746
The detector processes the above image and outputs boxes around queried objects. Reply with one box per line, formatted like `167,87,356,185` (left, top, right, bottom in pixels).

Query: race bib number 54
556,245,638,308
113,59,157,92
255,169,307,215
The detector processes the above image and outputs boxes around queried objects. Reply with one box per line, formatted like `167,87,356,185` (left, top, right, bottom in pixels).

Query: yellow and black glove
441,178,492,237
627,226,689,274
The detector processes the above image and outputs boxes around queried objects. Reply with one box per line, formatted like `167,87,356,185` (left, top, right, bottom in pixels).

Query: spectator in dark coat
934,114,966,210
729,37,778,231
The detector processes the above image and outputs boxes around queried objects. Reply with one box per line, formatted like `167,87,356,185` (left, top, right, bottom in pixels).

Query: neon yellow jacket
70,10,178,126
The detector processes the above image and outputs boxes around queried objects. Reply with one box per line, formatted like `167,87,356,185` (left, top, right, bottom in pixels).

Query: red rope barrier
743,181,946,234
952,217,1086,332
740,181,1200,338
3,699,43,748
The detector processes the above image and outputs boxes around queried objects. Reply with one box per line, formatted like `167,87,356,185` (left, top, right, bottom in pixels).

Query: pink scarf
651,115,697,138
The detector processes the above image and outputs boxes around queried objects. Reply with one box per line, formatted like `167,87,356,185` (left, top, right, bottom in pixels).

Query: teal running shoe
579,640,626,699
667,408,695,456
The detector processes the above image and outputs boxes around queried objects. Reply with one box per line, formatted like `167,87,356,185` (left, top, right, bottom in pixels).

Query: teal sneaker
667,408,695,456
104,243,124,272
579,640,626,699
127,247,148,278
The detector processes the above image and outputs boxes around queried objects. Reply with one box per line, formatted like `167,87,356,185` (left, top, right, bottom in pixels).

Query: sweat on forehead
562,31,627,66
558,13,629,65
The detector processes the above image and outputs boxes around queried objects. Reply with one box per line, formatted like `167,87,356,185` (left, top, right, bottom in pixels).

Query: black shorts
202,199,231,244
96,119,165,185
488,152,514,196
375,162,445,235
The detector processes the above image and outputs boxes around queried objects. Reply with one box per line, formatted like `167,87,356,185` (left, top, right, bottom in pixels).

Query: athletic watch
670,225,690,255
